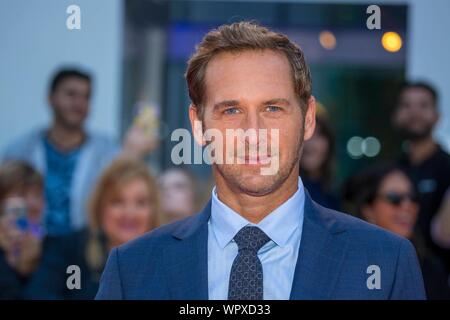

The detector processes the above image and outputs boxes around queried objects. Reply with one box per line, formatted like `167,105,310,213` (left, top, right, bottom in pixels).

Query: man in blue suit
96,21,425,300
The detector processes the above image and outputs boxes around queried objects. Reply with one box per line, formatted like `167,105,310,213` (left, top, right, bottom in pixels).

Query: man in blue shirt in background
2,68,156,236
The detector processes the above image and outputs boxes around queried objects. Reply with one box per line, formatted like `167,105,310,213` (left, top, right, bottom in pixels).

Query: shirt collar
210,177,305,249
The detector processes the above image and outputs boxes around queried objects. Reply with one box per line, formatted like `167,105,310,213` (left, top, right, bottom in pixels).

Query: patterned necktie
228,226,271,300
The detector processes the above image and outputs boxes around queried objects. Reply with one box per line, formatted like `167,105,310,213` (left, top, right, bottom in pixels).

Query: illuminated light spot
382,31,402,53
347,136,364,159
362,137,381,157
319,31,337,50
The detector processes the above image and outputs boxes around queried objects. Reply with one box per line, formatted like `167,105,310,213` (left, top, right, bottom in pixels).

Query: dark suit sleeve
95,247,123,300
389,239,426,300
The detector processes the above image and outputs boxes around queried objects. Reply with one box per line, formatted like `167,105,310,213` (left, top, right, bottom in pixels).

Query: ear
47,94,54,109
433,108,440,126
188,104,206,146
303,96,317,141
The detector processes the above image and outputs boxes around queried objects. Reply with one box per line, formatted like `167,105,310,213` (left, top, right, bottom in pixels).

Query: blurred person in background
392,81,450,273
1,68,158,238
344,164,450,299
158,167,198,224
24,158,160,299
300,104,340,210
0,161,45,299
431,188,450,250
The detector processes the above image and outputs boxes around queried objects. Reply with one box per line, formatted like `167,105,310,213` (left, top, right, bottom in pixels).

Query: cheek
136,206,154,228
396,109,409,123
167,189,185,201
266,114,298,141
279,122,302,156
316,138,329,156
424,109,437,123
371,202,396,227
55,94,71,109
26,197,44,221
410,204,419,220
101,206,121,233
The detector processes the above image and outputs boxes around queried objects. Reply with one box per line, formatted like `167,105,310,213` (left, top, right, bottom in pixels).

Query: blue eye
223,107,240,115
266,105,281,112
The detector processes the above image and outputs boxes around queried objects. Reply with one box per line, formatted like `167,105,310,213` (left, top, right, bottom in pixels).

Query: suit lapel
164,201,211,299
162,194,349,300
290,193,349,299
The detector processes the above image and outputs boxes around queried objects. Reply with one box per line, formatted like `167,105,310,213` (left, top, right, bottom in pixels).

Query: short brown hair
185,21,312,116
0,160,43,204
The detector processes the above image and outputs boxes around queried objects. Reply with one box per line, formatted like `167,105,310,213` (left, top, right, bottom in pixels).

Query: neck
47,122,85,151
407,136,437,165
214,166,299,224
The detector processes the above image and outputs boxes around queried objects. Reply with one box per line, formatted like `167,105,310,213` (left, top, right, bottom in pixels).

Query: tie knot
233,226,271,253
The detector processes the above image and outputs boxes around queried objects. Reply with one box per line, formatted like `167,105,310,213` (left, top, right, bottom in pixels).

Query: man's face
49,77,90,130
393,87,439,141
189,49,315,196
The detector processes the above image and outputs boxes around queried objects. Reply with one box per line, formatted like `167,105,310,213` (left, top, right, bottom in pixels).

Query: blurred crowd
1,68,450,299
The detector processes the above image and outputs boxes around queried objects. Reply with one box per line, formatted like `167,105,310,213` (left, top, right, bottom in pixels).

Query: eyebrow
262,98,291,106
213,98,291,111
213,100,240,111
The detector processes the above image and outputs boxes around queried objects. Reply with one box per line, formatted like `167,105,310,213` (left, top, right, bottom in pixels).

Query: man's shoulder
2,128,44,158
0,128,45,162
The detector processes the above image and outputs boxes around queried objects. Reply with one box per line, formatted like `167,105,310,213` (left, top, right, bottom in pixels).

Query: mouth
117,219,140,232
393,215,415,229
238,155,273,165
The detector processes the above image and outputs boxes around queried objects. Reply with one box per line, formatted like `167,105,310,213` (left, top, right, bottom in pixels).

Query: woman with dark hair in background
0,161,45,299
300,108,340,210
25,157,160,299
343,163,450,299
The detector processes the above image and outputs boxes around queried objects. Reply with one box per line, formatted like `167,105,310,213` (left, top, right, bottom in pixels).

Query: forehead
57,77,90,92
160,170,190,185
400,87,434,102
113,178,151,197
203,49,295,104
380,171,412,191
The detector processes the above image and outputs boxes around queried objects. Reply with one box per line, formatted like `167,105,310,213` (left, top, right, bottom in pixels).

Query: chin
239,181,275,196
117,233,141,245
234,170,285,197
392,227,413,239
215,156,296,196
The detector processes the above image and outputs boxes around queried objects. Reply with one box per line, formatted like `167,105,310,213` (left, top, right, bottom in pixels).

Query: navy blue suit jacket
96,192,426,300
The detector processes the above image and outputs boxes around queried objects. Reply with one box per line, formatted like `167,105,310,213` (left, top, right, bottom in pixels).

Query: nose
73,93,88,107
243,109,261,129
122,203,138,216
399,198,418,212
242,110,262,145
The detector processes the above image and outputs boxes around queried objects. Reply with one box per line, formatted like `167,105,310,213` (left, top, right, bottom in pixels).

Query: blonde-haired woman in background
86,157,160,274
25,157,160,299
